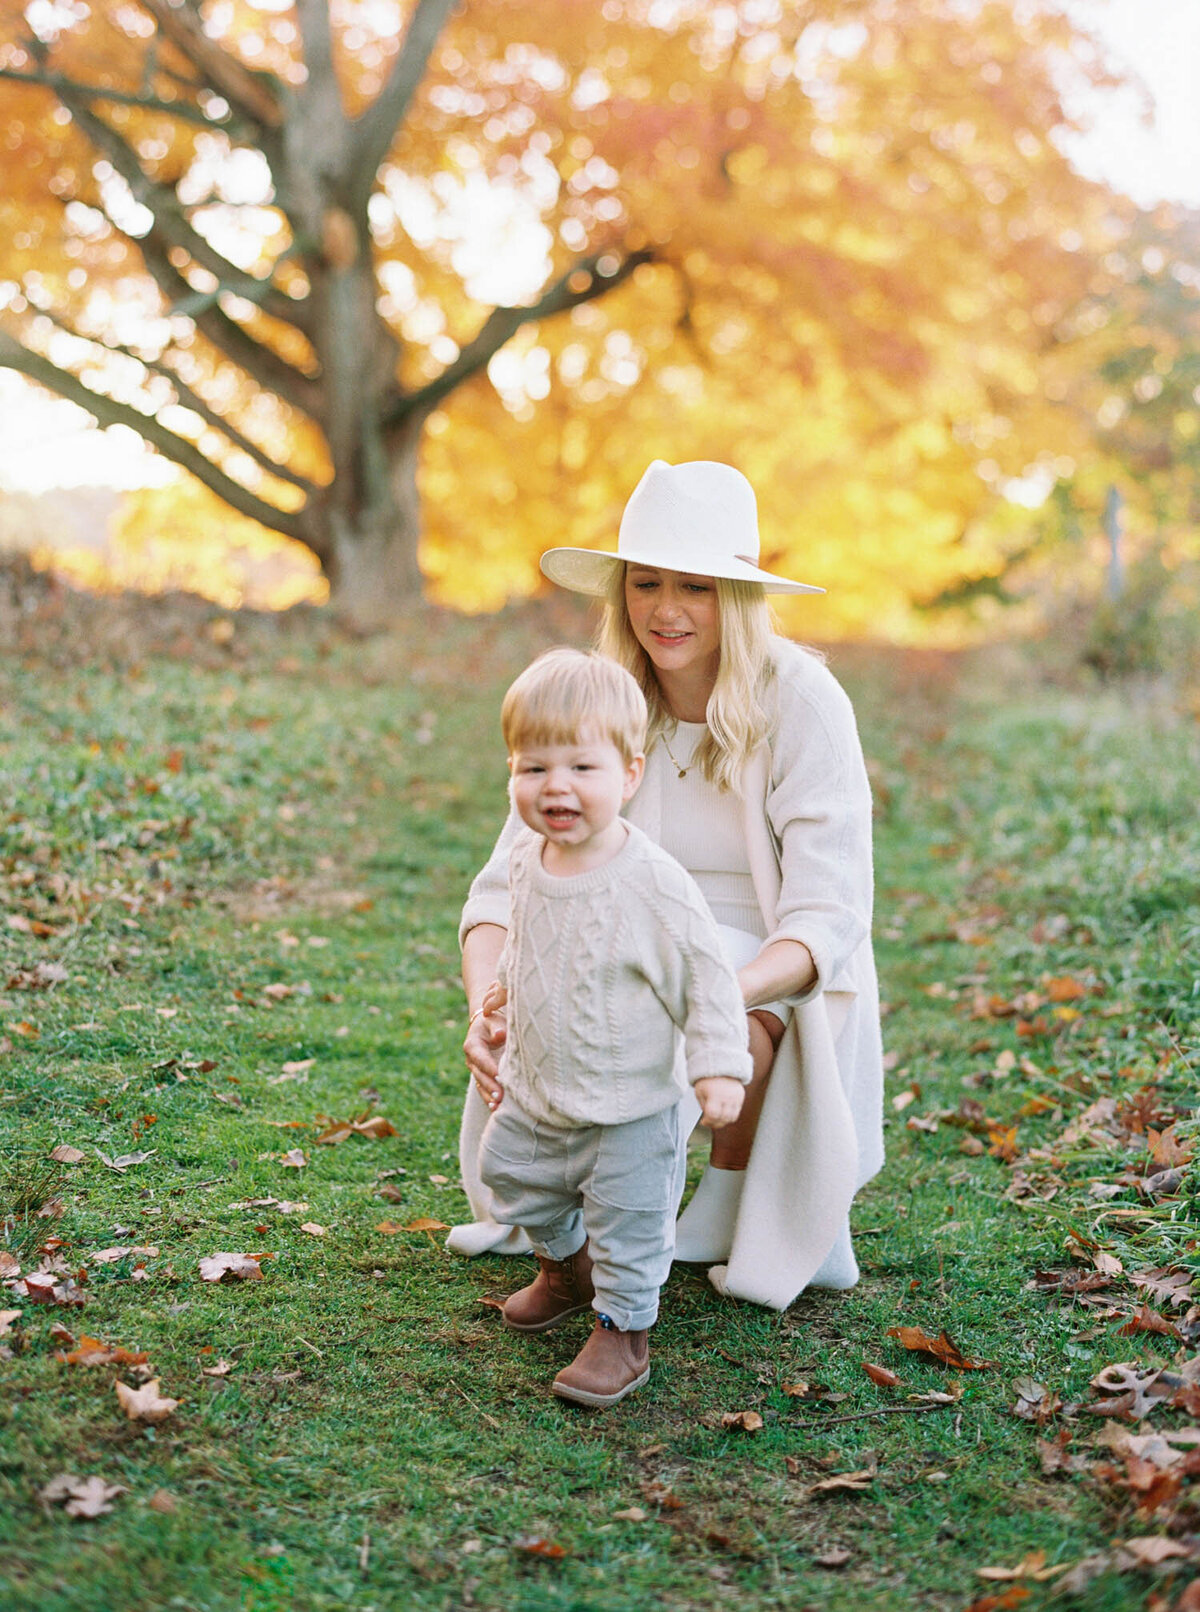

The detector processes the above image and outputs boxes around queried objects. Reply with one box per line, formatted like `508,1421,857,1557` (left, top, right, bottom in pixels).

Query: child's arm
692,1076,745,1129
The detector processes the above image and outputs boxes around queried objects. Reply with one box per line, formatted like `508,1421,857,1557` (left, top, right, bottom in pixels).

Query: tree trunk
324,412,425,629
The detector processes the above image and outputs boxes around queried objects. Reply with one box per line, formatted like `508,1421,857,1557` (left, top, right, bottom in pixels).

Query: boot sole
502,1300,593,1334
551,1365,650,1408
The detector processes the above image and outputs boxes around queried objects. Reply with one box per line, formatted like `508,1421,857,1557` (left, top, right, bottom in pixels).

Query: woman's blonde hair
597,567,776,792
501,646,647,764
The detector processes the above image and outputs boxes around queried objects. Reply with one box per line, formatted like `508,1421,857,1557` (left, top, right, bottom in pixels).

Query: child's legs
581,1104,688,1331
478,1101,586,1259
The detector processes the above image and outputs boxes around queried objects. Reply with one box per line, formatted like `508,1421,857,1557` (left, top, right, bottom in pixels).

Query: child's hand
693,1077,745,1130
481,980,508,1017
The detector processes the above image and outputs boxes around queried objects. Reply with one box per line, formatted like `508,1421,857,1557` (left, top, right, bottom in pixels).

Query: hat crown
618,460,760,572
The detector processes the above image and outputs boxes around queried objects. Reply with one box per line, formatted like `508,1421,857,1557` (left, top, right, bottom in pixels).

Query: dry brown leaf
814,1547,852,1569
0,1309,22,1336
115,1378,178,1424
1118,1306,1185,1343
780,1379,811,1397
1131,1268,1193,1308
0,1252,20,1280
808,1469,875,1498
201,1359,234,1377
1045,976,1087,1002
977,1550,1072,1582
1147,1125,1194,1170
62,1334,149,1367
279,1149,307,1169
378,1183,404,1203
49,1144,86,1164
198,1251,267,1283
963,1589,1030,1612
886,1326,994,1370
40,1473,127,1518
1011,1376,1061,1426
398,1217,449,1233
514,1535,567,1559
90,1245,159,1265
299,1222,326,1237
148,1488,179,1513
612,1506,648,1522
720,1409,763,1432
1115,1537,1191,1566
862,1361,901,1388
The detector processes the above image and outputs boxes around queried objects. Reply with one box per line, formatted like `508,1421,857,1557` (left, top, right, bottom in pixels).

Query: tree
0,0,1114,627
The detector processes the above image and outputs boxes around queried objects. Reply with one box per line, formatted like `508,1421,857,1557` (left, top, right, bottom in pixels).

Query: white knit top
495,821,753,1128
655,721,764,938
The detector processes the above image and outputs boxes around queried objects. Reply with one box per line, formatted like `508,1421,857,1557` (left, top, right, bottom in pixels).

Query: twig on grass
450,1379,502,1430
790,1401,954,1430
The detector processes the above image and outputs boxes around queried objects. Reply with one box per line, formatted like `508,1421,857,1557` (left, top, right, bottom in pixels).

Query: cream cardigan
455,638,884,1310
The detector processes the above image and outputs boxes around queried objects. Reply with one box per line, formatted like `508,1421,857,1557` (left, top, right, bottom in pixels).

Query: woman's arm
738,938,816,1008
462,921,508,1106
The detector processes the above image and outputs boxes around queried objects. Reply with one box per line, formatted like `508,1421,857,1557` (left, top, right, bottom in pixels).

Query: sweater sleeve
764,649,874,1002
458,798,522,949
633,852,754,1088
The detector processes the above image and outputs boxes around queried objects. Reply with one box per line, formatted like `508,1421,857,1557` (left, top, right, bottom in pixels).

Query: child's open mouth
542,808,580,828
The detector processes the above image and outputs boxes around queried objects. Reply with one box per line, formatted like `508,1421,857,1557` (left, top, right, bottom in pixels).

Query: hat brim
539,545,824,597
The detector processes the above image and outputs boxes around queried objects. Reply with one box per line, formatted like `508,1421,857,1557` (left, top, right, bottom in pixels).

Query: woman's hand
464,985,507,1110
693,1076,746,1130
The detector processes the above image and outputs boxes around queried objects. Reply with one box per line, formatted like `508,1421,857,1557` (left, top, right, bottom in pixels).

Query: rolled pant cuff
532,1222,587,1262
593,1298,658,1332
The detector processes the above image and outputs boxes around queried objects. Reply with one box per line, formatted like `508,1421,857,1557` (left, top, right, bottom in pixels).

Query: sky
1,0,1198,499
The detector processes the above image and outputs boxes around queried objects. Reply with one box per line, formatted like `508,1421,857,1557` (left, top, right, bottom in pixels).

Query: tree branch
32,304,319,497
0,329,310,543
134,0,284,130
348,0,457,214
0,67,230,129
392,249,656,424
56,90,311,339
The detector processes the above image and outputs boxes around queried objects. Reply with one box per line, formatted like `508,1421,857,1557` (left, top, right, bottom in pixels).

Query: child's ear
622,753,645,801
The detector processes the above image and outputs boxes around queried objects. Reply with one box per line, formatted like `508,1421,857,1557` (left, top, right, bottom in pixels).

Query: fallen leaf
1131,1268,1193,1309
720,1409,763,1432
808,1469,875,1497
197,1252,267,1283
62,1335,149,1367
1011,1376,1061,1426
1045,976,1087,1002
814,1546,852,1567
862,1362,901,1388
115,1378,179,1424
95,1149,155,1172
1118,1306,1185,1343
780,1379,811,1397
378,1183,404,1203
49,1144,87,1165
281,1058,315,1075
398,1217,449,1233
39,1473,127,1518
886,1326,994,1370
201,1359,234,1377
977,1549,1071,1582
0,1252,20,1279
1115,1537,1191,1566
299,1222,326,1237
514,1536,567,1559
612,1507,648,1522
1147,1125,1194,1170
90,1246,159,1265
963,1589,1030,1612
279,1149,307,1169
0,1309,22,1336
148,1488,179,1514
375,1220,404,1234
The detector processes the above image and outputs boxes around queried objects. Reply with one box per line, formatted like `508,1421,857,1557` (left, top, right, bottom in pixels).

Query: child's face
508,731,643,853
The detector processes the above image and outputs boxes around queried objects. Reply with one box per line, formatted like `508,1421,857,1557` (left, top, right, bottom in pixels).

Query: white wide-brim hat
540,459,823,597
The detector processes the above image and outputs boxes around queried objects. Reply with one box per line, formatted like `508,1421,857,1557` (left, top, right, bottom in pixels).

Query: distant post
1103,485,1124,601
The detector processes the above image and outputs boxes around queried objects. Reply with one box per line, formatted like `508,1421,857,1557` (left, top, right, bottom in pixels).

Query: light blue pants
479,1098,688,1331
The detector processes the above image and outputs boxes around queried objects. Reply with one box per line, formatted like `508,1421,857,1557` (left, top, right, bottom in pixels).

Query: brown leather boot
502,1245,594,1333
551,1316,650,1407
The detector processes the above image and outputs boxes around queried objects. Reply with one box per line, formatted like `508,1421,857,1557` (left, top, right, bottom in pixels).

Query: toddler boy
477,648,752,1407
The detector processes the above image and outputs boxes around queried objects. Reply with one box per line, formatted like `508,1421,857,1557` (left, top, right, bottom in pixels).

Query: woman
454,460,883,1310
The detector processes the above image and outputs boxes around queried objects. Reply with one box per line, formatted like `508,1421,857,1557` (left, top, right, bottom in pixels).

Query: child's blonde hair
597,568,775,792
501,647,648,765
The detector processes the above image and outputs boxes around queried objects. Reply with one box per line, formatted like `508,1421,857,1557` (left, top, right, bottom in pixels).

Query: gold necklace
660,729,692,779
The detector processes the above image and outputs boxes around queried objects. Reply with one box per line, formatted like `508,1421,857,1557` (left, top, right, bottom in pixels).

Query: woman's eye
631,579,657,590
684,583,710,594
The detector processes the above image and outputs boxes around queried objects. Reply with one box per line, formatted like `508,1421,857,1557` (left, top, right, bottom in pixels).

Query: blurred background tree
0,0,1193,638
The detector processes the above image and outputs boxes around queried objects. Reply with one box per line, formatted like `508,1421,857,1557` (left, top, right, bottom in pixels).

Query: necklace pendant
675,765,688,779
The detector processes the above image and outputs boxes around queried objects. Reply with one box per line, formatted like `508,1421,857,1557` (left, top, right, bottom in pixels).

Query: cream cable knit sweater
496,822,753,1128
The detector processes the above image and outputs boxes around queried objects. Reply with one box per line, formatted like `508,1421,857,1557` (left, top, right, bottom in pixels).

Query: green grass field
1,604,1197,1612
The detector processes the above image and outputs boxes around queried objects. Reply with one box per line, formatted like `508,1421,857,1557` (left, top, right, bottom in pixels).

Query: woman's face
624,566,721,684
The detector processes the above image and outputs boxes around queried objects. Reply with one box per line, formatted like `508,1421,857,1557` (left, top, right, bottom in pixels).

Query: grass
0,607,1197,1612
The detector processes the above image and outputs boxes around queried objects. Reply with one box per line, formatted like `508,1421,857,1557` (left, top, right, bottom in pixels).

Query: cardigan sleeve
458,799,522,949
762,649,874,1002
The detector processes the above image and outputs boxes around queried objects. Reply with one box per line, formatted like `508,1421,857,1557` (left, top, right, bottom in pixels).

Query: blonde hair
501,647,647,765
597,567,776,792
